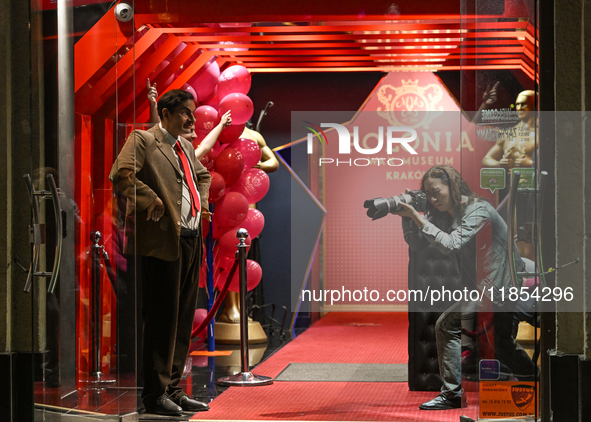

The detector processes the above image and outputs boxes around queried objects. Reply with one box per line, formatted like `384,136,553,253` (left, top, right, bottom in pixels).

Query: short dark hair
157,89,195,120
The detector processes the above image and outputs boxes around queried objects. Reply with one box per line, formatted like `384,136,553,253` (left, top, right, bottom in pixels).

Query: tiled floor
34,324,293,419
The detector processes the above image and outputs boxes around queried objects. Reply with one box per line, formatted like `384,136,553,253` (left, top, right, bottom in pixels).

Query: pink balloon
218,65,252,99
200,86,220,109
228,259,262,293
182,83,198,103
193,105,220,141
189,60,220,100
208,171,226,203
193,308,208,331
218,93,254,125
228,137,261,168
213,192,249,227
214,148,244,186
228,169,270,204
218,228,252,257
218,123,246,144
240,208,265,239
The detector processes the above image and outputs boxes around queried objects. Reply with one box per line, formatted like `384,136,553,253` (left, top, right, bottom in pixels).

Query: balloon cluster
191,64,268,294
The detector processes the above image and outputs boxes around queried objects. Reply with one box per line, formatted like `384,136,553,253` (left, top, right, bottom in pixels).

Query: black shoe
145,394,183,416
175,395,210,412
419,394,463,410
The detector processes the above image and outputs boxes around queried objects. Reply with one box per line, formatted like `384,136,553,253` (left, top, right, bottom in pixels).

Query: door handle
23,174,41,293
46,174,63,294
22,173,64,293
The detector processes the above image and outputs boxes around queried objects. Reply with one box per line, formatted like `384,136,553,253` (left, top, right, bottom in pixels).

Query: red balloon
240,208,265,239
218,93,254,125
228,259,262,293
212,223,230,239
215,148,244,186
217,123,246,144
198,148,217,171
213,192,249,227
218,228,252,257
228,137,261,168
214,141,229,155
189,60,220,100
194,105,220,141
201,218,211,239
208,171,226,203
215,253,235,273
199,260,207,288
228,168,270,204
218,65,252,99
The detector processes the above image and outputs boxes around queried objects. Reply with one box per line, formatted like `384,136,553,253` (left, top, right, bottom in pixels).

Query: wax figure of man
480,89,537,259
481,89,537,169
147,79,232,160
111,89,211,417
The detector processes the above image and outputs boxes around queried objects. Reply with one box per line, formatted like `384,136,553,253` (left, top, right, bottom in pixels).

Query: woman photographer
393,165,536,410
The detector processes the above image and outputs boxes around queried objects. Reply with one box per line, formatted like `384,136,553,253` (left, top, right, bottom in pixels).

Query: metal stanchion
207,205,215,351
81,231,115,387
216,229,273,386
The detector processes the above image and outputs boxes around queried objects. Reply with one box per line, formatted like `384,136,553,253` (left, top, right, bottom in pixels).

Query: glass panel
459,0,540,419
32,1,140,419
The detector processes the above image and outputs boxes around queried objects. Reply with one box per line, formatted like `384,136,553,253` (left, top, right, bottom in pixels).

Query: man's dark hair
157,89,195,120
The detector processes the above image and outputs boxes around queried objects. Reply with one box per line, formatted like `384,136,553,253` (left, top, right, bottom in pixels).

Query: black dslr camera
363,190,427,220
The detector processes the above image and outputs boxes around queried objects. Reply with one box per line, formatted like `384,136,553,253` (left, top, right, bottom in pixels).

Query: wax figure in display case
111,90,214,417
480,87,538,259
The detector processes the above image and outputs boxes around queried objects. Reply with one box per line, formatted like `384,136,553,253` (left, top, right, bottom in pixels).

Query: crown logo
377,79,444,129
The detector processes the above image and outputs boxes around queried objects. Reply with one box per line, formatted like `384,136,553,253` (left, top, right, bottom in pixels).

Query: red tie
174,141,200,216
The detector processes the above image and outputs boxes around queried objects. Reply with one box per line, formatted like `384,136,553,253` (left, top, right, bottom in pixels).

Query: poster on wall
293,72,491,311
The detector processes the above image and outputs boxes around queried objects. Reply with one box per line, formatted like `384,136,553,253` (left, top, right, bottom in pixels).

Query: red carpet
193,312,478,421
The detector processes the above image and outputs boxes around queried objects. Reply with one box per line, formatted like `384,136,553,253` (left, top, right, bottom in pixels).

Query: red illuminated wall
319,72,492,307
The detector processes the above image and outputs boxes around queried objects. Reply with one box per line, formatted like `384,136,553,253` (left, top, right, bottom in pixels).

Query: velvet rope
191,257,239,339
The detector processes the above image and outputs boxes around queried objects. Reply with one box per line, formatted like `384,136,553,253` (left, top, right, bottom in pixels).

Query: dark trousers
436,302,537,398
140,236,202,406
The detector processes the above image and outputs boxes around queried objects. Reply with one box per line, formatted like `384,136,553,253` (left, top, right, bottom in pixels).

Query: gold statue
218,126,278,326
481,90,537,169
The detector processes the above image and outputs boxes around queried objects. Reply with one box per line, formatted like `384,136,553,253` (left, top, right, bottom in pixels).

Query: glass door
458,0,541,419
30,1,141,419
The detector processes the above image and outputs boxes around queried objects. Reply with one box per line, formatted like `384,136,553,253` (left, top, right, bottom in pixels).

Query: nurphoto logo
305,122,418,156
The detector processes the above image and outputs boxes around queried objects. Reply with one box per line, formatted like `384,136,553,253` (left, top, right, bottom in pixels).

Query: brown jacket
110,125,211,261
